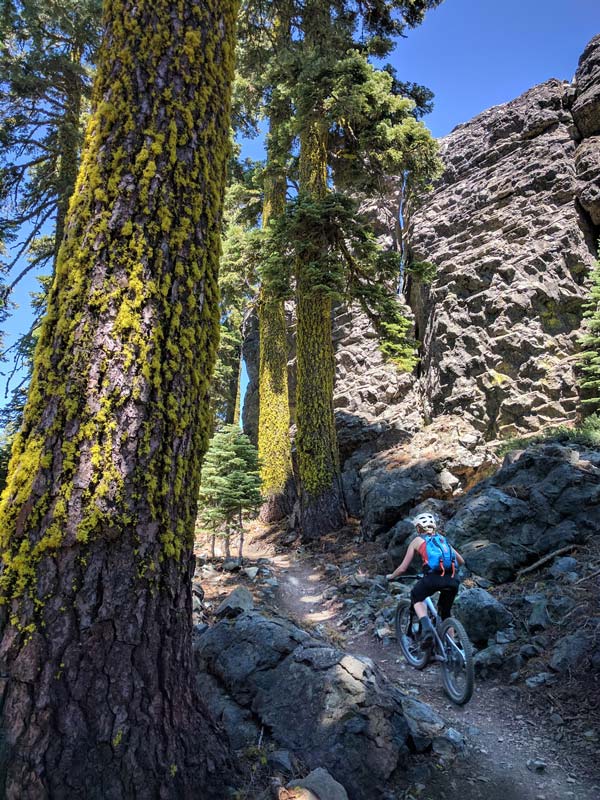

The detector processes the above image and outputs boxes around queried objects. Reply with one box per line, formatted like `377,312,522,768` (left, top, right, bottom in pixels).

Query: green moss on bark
258,106,294,518
295,116,346,534
0,0,238,613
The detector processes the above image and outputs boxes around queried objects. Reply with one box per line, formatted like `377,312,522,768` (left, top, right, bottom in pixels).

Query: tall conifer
0,1,237,795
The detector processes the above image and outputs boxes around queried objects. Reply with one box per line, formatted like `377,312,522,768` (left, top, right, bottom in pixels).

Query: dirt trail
268,552,600,800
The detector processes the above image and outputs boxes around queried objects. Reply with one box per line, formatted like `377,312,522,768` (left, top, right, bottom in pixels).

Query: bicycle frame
415,595,447,662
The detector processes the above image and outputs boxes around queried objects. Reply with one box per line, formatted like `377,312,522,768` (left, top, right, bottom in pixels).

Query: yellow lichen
0,0,239,624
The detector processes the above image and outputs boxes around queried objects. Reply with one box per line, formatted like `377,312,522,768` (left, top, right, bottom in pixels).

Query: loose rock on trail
196,525,600,800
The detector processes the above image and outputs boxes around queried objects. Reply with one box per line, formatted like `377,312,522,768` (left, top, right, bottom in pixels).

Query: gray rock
548,556,578,578
572,35,600,137
195,671,260,750
288,768,349,800
444,444,599,583
215,587,254,619
407,56,598,440
495,629,517,644
461,541,515,584
474,644,506,674
432,727,465,758
453,588,513,645
360,417,496,538
194,610,457,799
243,566,259,580
526,758,548,773
268,750,295,775
575,135,600,225
525,672,555,689
549,631,591,673
401,696,446,752
519,643,540,660
528,601,551,632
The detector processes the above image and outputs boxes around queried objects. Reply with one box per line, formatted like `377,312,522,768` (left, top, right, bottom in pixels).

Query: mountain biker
386,512,464,644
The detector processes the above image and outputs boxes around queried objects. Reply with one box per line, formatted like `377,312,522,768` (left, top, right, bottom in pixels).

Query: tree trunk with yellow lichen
295,115,347,539
258,108,295,523
0,1,238,797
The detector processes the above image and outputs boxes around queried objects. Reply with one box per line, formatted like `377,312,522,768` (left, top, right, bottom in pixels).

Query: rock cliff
407,34,600,439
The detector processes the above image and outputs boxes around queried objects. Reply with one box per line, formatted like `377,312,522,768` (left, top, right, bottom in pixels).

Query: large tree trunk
0,1,238,797
258,93,295,523
295,103,346,539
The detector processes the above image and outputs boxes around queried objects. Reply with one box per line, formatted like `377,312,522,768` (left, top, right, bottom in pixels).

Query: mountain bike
393,575,474,705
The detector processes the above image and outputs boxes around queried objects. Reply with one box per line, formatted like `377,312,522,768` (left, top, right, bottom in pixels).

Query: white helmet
412,512,437,533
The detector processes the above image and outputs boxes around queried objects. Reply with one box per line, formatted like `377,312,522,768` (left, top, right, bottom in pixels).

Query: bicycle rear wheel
395,600,430,670
439,616,474,704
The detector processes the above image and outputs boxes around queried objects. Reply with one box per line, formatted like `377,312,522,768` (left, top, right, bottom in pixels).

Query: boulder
549,631,591,673
194,610,457,800
474,644,506,674
215,587,254,619
360,417,496,538
444,444,599,582
195,671,260,750
461,541,516,584
453,588,513,645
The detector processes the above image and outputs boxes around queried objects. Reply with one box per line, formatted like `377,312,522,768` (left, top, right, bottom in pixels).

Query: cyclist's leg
437,577,460,620
411,575,437,642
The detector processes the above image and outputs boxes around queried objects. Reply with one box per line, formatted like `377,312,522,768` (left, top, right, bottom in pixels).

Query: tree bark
54,47,84,263
0,1,239,797
238,510,244,564
257,15,295,524
294,4,346,539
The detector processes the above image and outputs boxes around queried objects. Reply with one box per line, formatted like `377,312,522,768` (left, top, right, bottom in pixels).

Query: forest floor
198,523,600,800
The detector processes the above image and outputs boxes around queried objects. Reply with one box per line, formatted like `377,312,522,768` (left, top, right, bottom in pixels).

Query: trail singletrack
267,551,600,800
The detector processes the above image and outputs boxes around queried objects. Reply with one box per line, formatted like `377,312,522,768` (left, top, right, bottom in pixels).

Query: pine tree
257,0,442,538
579,247,600,412
0,1,238,795
0,0,102,278
257,8,296,522
199,424,262,562
0,0,103,440
210,162,262,428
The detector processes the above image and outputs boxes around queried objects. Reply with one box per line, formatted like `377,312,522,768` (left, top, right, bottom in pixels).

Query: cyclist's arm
386,538,420,580
453,548,465,566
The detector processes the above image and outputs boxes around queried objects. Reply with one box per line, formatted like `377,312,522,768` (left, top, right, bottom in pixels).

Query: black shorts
411,572,460,620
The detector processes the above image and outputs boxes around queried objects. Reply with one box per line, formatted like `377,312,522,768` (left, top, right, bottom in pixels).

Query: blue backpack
424,533,456,576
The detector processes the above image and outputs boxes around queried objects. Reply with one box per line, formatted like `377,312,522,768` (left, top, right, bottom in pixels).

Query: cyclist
386,512,464,644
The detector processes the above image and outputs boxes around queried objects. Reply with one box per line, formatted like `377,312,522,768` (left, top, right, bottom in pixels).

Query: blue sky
2,1,600,412
389,0,600,139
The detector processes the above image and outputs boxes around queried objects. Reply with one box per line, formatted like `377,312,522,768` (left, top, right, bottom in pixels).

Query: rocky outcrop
572,34,600,138
406,38,600,440
443,442,600,583
573,35,600,225
357,415,497,538
194,608,462,800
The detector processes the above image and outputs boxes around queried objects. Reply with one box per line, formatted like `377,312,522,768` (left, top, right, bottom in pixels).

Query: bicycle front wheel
395,600,430,670
439,616,474,705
